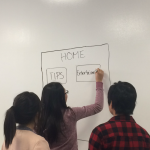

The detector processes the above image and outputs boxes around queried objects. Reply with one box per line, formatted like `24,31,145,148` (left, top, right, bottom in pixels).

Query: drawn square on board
76,64,101,82
46,67,67,84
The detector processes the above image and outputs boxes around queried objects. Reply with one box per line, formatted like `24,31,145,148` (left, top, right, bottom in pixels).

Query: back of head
37,82,68,144
41,82,67,113
4,92,40,149
108,81,137,115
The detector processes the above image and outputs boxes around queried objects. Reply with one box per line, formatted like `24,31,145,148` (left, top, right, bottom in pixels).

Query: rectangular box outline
41,43,110,87
76,64,101,82
46,67,67,84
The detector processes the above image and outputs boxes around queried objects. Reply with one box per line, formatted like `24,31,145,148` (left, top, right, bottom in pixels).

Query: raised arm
72,68,104,121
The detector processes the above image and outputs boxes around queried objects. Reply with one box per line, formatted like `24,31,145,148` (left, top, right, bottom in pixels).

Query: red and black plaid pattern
89,115,150,150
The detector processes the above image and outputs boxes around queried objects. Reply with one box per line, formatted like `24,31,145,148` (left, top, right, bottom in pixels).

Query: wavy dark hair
4,92,41,149
108,81,137,115
37,82,69,144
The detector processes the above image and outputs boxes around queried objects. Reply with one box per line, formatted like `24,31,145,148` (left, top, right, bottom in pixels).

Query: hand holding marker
95,68,104,82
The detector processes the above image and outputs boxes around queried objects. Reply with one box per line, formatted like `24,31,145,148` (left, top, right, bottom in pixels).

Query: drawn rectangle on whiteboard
46,67,67,84
41,44,110,87
76,64,101,82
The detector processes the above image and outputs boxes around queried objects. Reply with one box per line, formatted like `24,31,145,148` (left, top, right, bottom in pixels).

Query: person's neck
20,122,35,131
26,122,34,131
111,109,117,116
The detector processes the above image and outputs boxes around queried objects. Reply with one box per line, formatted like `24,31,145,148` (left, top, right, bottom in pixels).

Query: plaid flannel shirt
89,115,150,150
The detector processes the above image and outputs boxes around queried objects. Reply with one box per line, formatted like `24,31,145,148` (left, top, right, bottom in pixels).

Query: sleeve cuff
96,82,103,89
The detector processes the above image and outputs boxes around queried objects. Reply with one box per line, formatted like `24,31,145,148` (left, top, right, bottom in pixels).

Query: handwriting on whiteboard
46,67,67,84
76,64,101,82
41,44,110,86
61,50,85,62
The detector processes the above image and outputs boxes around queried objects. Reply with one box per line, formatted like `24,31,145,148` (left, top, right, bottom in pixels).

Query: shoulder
135,123,150,137
23,131,50,150
1,142,5,150
64,107,76,120
1,131,50,150
91,121,110,137
33,138,49,150
16,130,49,147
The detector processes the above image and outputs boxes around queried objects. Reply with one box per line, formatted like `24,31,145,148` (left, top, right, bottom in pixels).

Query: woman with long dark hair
1,92,50,150
37,68,104,150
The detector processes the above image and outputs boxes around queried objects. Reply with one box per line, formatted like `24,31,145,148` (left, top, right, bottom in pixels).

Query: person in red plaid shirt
89,81,150,150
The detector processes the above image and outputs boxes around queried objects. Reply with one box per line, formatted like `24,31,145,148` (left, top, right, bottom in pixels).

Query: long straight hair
4,92,41,149
37,82,68,144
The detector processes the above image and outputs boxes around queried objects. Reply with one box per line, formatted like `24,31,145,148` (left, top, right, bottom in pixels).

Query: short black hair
108,81,137,115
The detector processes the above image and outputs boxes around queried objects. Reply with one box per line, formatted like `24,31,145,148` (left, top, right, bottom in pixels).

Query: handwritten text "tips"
46,67,67,84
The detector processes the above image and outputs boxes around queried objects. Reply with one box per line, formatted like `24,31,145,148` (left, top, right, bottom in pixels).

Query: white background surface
0,0,150,149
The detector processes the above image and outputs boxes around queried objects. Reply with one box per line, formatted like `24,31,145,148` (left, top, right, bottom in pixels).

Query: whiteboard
41,44,110,146
0,0,150,149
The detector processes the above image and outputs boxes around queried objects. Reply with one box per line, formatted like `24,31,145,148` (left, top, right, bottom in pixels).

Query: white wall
0,0,150,149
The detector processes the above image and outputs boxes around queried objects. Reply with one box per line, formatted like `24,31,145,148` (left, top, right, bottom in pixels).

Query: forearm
72,82,104,121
